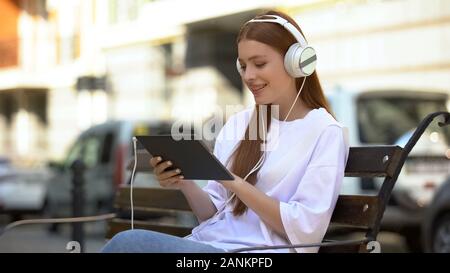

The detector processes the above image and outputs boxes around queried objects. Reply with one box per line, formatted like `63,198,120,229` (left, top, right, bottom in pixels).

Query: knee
111,229,137,242
101,230,144,253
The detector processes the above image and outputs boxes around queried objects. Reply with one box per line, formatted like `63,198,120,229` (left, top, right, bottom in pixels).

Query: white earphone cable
284,76,306,122
243,108,267,180
130,137,138,230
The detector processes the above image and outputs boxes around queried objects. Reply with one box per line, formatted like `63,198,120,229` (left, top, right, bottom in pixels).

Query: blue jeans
101,229,226,253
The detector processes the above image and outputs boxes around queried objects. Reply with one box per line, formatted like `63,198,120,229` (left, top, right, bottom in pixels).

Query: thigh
101,229,225,253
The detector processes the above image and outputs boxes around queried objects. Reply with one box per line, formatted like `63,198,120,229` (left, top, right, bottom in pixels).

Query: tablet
135,135,234,180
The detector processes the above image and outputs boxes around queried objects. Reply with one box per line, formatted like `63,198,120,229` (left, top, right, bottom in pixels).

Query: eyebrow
238,55,267,62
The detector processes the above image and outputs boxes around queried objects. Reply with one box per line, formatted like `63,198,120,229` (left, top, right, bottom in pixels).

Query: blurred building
301,0,450,93
0,0,449,166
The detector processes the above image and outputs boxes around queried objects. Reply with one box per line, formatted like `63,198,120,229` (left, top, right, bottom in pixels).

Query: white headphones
236,14,317,78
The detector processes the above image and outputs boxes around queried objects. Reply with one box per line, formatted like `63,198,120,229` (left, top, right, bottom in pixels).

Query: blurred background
0,0,449,253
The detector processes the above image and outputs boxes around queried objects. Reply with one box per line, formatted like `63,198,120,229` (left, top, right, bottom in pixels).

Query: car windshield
357,94,450,145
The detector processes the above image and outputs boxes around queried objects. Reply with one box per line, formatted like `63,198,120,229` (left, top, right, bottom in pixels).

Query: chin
254,98,271,105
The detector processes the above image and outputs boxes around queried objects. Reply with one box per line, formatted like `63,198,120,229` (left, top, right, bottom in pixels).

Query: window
83,137,102,168
100,132,114,164
64,140,84,169
357,94,450,145
109,0,154,25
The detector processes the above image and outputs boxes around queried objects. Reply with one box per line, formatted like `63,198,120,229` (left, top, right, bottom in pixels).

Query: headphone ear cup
284,43,304,78
236,59,243,75
284,43,317,78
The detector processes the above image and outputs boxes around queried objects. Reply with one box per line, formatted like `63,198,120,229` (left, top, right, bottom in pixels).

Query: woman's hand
149,156,185,189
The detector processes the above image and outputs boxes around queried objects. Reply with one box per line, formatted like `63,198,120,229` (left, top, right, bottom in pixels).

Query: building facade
0,0,449,166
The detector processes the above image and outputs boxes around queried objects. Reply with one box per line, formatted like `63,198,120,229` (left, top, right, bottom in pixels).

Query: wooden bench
106,111,449,253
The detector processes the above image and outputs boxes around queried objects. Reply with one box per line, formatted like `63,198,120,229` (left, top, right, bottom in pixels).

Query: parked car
44,120,174,225
0,157,50,220
0,157,20,214
0,157,15,183
327,87,450,251
422,176,450,252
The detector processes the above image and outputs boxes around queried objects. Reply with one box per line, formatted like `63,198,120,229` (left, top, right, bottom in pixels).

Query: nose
243,66,256,83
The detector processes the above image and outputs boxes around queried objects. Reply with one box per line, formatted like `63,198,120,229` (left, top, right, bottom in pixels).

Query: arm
179,180,218,223
149,157,218,223
221,176,287,238
219,125,348,242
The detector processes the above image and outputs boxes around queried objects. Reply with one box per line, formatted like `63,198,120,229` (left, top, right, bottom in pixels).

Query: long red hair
229,10,334,216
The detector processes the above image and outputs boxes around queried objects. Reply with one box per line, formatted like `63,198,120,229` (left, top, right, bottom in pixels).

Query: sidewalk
0,217,106,253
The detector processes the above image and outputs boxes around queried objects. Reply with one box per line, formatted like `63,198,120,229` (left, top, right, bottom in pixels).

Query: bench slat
128,146,404,178
116,188,379,229
115,187,192,211
330,195,379,228
319,242,368,253
344,146,403,177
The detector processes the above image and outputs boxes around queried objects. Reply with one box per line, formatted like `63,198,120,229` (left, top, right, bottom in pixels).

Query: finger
157,168,182,181
160,175,184,187
149,156,162,168
154,160,173,175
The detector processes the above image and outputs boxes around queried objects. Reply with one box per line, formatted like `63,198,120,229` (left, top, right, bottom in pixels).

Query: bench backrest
106,145,405,253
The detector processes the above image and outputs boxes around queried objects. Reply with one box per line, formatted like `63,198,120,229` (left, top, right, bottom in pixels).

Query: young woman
102,10,349,253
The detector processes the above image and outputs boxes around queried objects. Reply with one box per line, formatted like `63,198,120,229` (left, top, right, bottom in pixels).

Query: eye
255,63,266,68
240,65,247,71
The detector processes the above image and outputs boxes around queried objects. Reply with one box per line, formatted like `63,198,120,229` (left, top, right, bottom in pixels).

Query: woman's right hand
149,156,185,189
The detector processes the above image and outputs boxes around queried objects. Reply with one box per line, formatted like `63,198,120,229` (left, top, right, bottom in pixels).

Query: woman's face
237,39,296,105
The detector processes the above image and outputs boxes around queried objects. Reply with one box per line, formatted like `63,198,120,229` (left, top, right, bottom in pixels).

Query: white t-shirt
185,107,349,253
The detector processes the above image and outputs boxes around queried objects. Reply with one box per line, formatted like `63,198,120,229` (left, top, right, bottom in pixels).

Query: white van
327,87,450,251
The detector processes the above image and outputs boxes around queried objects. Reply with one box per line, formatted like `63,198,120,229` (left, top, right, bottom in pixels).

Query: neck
280,102,311,121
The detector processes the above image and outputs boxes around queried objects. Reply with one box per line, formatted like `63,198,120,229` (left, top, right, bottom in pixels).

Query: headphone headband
239,14,317,77
246,15,308,48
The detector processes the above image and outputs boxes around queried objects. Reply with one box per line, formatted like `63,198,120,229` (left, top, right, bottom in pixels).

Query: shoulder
308,110,349,166
318,125,346,145
309,108,347,143
313,108,343,128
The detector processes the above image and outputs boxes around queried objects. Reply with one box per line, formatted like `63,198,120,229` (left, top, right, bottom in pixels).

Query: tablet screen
136,135,234,181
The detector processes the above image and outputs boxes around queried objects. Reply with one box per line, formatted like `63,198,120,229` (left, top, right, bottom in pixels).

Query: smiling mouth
251,84,267,95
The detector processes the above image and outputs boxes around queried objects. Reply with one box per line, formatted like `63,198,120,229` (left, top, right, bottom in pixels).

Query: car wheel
432,213,450,253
